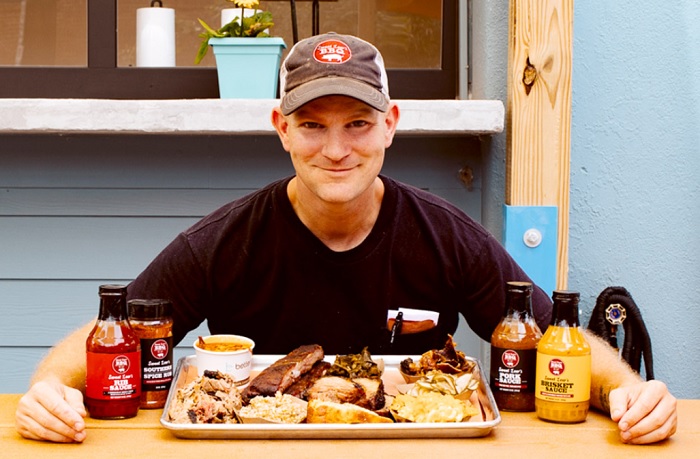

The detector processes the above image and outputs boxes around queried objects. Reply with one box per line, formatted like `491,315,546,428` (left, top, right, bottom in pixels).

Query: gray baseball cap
279,32,390,115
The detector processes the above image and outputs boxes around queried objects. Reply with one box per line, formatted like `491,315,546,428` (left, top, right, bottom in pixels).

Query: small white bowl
193,335,255,386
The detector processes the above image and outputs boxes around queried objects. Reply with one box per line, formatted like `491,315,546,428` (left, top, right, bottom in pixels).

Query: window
0,0,87,66
0,0,456,99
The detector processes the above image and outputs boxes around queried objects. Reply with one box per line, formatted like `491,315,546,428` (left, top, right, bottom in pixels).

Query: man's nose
322,129,351,161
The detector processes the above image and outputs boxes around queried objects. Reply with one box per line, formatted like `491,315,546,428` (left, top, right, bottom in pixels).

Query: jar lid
127,299,172,320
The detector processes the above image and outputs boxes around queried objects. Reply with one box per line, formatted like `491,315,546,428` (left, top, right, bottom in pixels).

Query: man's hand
15,378,87,443
610,380,677,444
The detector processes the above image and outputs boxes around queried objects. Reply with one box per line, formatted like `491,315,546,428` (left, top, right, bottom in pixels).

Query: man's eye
349,120,369,128
301,122,322,129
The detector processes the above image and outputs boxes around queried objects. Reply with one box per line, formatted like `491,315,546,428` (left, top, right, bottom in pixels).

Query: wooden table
1,394,697,458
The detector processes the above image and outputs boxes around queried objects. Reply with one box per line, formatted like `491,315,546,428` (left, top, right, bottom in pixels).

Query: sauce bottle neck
96,284,128,322
98,296,127,321
505,283,535,319
550,290,581,328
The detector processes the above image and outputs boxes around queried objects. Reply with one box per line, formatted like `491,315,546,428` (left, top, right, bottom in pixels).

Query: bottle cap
99,284,127,296
506,281,533,294
552,290,580,302
128,299,172,320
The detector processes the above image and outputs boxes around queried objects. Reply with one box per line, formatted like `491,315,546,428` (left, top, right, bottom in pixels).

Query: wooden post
506,0,573,290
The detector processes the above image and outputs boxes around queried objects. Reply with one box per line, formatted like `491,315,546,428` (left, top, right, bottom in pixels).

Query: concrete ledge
0,99,504,136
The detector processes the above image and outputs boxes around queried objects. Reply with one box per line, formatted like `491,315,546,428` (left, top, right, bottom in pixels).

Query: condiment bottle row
490,282,591,423
85,284,173,419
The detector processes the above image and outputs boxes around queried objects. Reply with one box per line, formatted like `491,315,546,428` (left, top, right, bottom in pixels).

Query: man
15,33,676,444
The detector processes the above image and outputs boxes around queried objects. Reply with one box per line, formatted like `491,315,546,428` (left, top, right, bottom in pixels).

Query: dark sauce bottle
490,281,543,411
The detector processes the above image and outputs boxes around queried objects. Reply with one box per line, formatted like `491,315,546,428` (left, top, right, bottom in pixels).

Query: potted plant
196,0,286,99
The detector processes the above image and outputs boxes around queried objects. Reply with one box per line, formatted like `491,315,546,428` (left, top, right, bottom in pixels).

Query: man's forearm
585,330,643,413
30,321,94,391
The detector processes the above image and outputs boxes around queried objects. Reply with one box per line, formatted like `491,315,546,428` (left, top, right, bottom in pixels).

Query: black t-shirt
127,175,551,355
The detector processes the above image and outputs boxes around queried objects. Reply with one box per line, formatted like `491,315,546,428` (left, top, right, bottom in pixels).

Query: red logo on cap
313,40,351,64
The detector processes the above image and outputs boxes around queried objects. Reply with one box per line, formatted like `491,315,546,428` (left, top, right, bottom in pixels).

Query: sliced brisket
243,344,324,401
284,360,331,399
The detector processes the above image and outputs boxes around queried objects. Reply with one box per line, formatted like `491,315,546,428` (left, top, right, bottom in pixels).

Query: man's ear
271,107,291,152
384,103,400,149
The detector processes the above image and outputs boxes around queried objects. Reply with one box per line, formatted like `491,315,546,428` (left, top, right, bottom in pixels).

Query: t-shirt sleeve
126,232,209,346
460,232,553,341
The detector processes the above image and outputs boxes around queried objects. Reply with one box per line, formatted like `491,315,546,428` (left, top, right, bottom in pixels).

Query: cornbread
307,399,393,424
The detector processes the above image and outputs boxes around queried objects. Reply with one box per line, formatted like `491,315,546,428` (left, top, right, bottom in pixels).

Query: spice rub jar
128,299,174,409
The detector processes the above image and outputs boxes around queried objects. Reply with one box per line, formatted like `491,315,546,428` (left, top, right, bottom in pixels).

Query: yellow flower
229,0,259,9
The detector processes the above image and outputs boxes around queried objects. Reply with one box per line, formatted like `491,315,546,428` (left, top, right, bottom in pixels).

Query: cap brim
280,76,389,115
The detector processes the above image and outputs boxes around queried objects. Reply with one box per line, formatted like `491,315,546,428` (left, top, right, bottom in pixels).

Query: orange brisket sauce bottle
535,290,591,423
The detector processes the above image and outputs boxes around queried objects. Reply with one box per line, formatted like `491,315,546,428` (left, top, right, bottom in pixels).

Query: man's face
273,95,399,206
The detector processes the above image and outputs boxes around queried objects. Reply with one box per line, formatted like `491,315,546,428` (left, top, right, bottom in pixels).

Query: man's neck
287,177,384,252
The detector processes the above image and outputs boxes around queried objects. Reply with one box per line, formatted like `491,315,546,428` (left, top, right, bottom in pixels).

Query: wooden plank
0,280,211,346
0,135,293,188
2,182,479,218
0,188,253,217
0,340,208,394
0,280,106,346
506,0,573,289
3,348,46,393
0,136,476,188
0,216,198,279
1,323,480,394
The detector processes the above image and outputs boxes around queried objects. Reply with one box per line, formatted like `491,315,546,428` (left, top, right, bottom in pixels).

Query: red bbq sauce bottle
85,284,141,419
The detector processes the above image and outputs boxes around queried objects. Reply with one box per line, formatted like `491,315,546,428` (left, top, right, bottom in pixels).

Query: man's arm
586,330,677,444
587,329,642,412
15,321,94,443
30,321,93,389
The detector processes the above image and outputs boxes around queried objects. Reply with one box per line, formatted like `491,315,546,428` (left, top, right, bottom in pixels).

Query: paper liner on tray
396,371,480,401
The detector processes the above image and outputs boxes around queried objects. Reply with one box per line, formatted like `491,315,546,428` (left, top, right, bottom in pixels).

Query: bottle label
140,337,174,391
490,346,537,394
86,351,141,400
535,354,591,403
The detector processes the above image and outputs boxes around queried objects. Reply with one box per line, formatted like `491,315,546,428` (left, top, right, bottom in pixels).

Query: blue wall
471,0,699,399
569,1,700,398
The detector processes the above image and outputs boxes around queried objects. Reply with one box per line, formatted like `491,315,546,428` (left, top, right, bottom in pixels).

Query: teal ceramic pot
209,37,287,99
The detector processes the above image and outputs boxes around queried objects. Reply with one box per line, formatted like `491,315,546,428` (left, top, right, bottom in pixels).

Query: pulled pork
167,370,243,424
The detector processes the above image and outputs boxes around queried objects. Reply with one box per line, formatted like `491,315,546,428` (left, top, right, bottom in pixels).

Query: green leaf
197,18,225,38
258,11,273,23
194,39,210,64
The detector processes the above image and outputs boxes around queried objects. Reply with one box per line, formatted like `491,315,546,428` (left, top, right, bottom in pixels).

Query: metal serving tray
160,354,501,439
